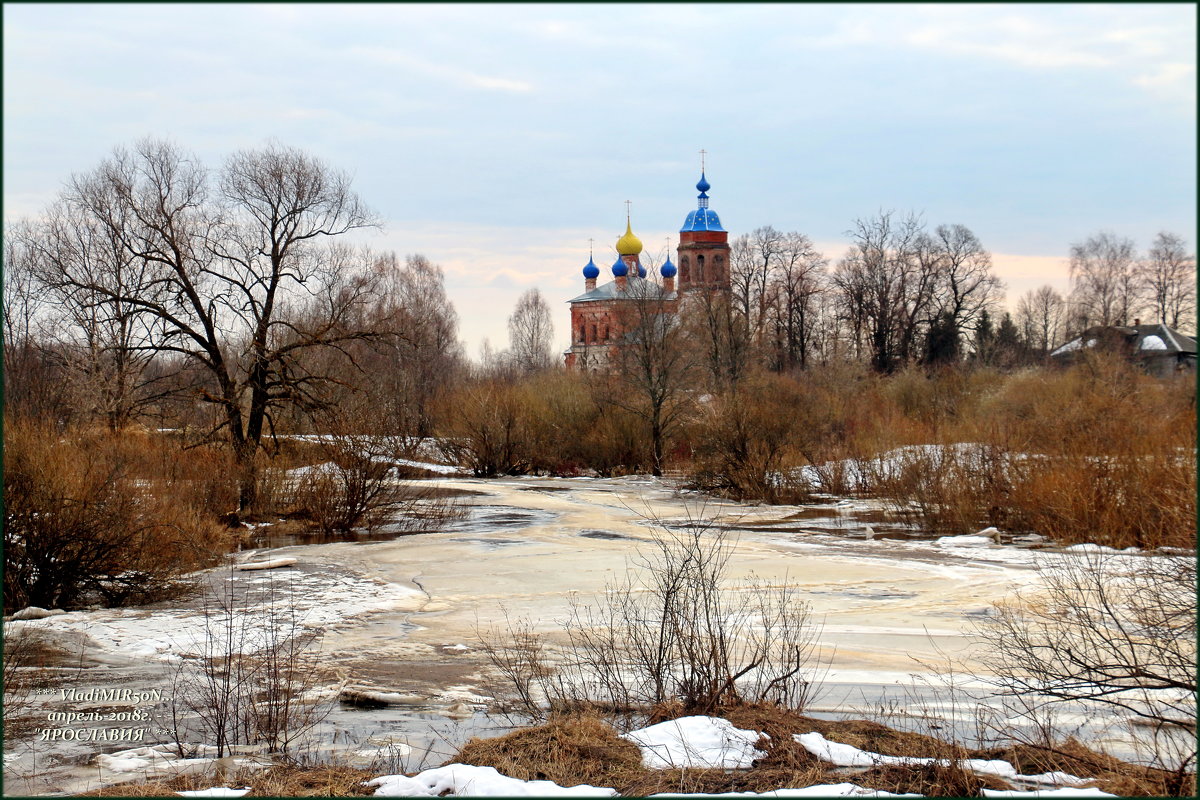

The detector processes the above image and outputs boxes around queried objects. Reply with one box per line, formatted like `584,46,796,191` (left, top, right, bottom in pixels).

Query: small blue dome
637,263,646,278
612,256,628,277
582,257,599,280
696,172,711,193
661,257,677,278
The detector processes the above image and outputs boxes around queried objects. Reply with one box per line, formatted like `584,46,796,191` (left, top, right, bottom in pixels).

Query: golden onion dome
615,219,643,256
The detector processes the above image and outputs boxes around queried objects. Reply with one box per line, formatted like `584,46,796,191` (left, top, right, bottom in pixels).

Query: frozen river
1,474,1155,794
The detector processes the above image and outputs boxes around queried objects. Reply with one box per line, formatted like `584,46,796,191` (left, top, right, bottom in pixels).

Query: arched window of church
681,257,689,281
604,325,610,340
697,254,706,282
591,323,597,342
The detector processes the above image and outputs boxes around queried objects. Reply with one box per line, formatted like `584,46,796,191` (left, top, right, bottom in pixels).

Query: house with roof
564,171,731,369
1050,321,1197,377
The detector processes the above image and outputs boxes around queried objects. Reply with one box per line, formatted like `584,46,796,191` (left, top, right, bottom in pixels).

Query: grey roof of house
1051,323,1197,357
568,277,677,304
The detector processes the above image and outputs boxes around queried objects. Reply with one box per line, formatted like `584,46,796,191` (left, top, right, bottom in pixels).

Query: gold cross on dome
699,149,707,171
588,237,594,256
624,199,632,220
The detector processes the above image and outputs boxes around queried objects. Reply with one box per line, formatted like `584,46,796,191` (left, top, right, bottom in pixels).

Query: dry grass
454,712,646,790
979,739,1196,797
73,705,1193,797
79,764,377,797
853,762,1008,796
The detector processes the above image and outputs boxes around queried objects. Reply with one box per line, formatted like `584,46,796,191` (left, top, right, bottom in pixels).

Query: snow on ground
364,765,1117,798
9,562,425,661
981,791,1115,798
622,716,767,770
366,764,618,796
794,732,1094,788
646,788,920,798
94,744,269,779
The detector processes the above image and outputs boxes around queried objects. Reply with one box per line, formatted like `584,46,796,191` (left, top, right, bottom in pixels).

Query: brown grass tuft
853,761,1006,797
79,764,378,797
452,712,645,790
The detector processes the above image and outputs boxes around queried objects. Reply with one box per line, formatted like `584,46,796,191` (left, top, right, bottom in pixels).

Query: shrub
480,516,823,718
688,373,813,503
161,570,334,759
977,550,1196,795
3,421,228,610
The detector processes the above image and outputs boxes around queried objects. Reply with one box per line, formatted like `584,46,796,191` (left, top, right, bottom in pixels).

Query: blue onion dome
582,256,599,280
681,170,725,232
611,255,628,277
636,263,646,278
661,256,677,278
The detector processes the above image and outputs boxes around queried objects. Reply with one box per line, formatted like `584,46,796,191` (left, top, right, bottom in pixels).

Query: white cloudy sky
4,3,1195,355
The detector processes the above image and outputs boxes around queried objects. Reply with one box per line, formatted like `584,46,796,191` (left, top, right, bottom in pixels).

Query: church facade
564,172,731,369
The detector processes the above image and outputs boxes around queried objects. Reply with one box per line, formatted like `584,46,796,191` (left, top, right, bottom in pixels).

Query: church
564,172,732,369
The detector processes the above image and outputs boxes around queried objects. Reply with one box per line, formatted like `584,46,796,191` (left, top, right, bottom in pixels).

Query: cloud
345,45,534,93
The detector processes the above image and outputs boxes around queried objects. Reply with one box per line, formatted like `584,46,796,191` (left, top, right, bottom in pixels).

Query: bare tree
334,252,465,442
688,287,751,392
2,226,73,423
833,211,931,373
602,282,696,475
764,231,827,371
507,287,555,373
1016,285,1066,355
15,200,176,430
929,224,1002,338
1068,231,1140,329
1140,232,1196,332
23,138,382,510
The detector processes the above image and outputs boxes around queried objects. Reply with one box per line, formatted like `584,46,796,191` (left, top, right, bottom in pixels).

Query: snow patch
94,745,269,778
622,716,767,769
234,557,297,571
646,787,920,797
794,732,1094,788
935,535,993,547
7,606,67,620
19,566,425,661
367,764,617,796
982,791,1116,798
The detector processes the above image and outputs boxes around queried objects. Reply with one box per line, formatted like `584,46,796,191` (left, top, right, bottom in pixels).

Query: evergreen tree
973,309,995,364
923,311,960,367
994,312,1023,368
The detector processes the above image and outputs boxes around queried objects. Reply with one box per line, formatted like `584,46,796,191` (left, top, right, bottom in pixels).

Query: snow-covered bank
8,559,425,661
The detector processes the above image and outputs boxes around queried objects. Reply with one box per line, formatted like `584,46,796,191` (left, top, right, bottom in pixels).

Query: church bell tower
676,153,730,294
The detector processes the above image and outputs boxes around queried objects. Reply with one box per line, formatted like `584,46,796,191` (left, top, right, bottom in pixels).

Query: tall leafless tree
601,282,695,475
1068,231,1141,330
928,223,1002,339
1140,231,1196,332
764,231,827,371
507,287,555,373
23,138,383,509
833,211,932,373
1016,285,1067,356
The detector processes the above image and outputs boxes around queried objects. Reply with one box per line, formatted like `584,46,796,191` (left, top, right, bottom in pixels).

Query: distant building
564,172,731,369
1050,321,1197,377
